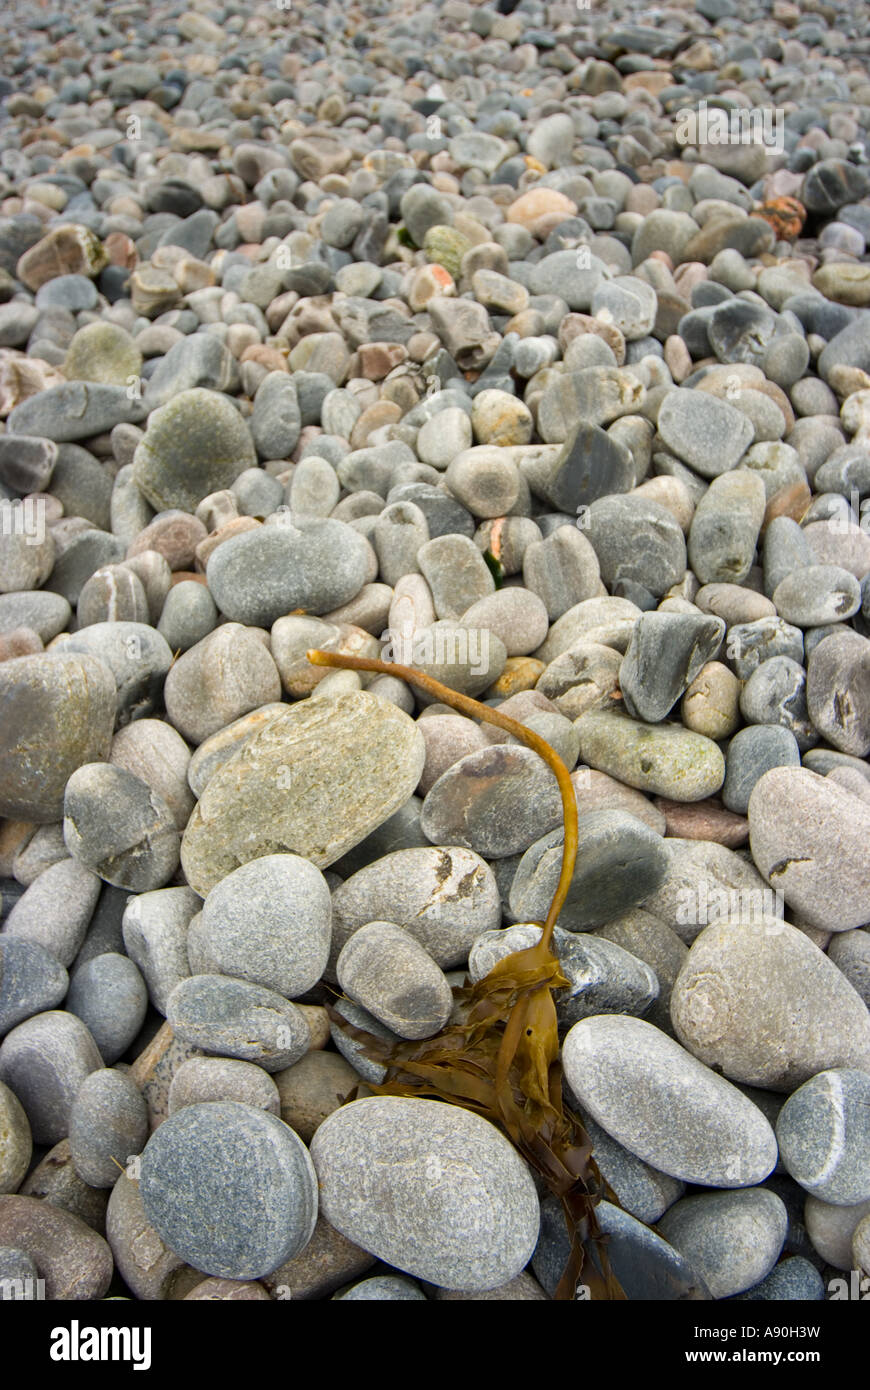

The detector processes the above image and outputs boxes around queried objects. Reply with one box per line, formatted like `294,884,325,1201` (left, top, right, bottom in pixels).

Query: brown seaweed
308,648,625,1300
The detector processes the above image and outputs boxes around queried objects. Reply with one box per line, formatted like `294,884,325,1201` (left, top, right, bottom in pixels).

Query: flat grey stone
68,1068,148,1188
748,766,870,932
0,939,68,1037
163,624,282,746
0,1010,102,1145
658,389,754,478
167,1057,280,1116
66,953,148,1064
421,744,562,859
721,724,801,814
806,631,870,756
206,517,372,626
3,859,99,966
166,975,310,1072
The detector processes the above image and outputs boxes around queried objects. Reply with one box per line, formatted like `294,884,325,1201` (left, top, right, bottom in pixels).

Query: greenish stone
574,710,725,800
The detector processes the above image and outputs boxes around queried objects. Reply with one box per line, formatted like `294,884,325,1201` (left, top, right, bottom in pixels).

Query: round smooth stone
657,1190,787,1300
748,766,870,932
310,1096,540,1292
336,921,453,1040
420,744,562,858
721,724,801,814
775,1069,870,1205
562,1014,777,1187
163,624,282,746
671,919,870,1090
198,855,331,999
459,588,549,658
109,718,194,832
121,886,200,1016
166,975,311,1072
688,470,766,586
65,953,148,1064
806,631,870,756
0,1011,102,1145
156,581,219,653
140,1101,318,1280
584,495,686,597
773,565,861,626
2,859,99,967
206,517,372,626
132,388,257,513
63,763,180,892
738,656,816,751
68,1068,148,1189
657,389,754,478
330,846,500,972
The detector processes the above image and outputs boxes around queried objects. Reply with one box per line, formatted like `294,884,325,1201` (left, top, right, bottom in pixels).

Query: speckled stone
775,1069,870,1205
166,976,311,1073
671,919,870,1090
181,692,425,895
574,711,725,801
0,1010,102,1144
198,854,331,999
68,1068,148,1189
65,953,148,1065
140,1101,318,1281
562,1015,777,1187
0,1080,31,1194
748,766,870,932
0,938,68,1037
330,846,500,971
310,1097,540,1291
657,1190,787,1299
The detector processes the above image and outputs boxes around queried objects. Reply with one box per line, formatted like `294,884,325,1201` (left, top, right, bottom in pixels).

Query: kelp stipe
308,648,625,1301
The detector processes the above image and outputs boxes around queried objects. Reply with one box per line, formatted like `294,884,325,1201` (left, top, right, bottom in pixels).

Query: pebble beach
0,0,869,1308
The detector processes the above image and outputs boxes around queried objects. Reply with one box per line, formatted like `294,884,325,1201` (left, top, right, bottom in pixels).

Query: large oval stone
310,1096,540,1291
562,1015,777,1187
748,766,870,931
181,692,425,894
671,918,870,1090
